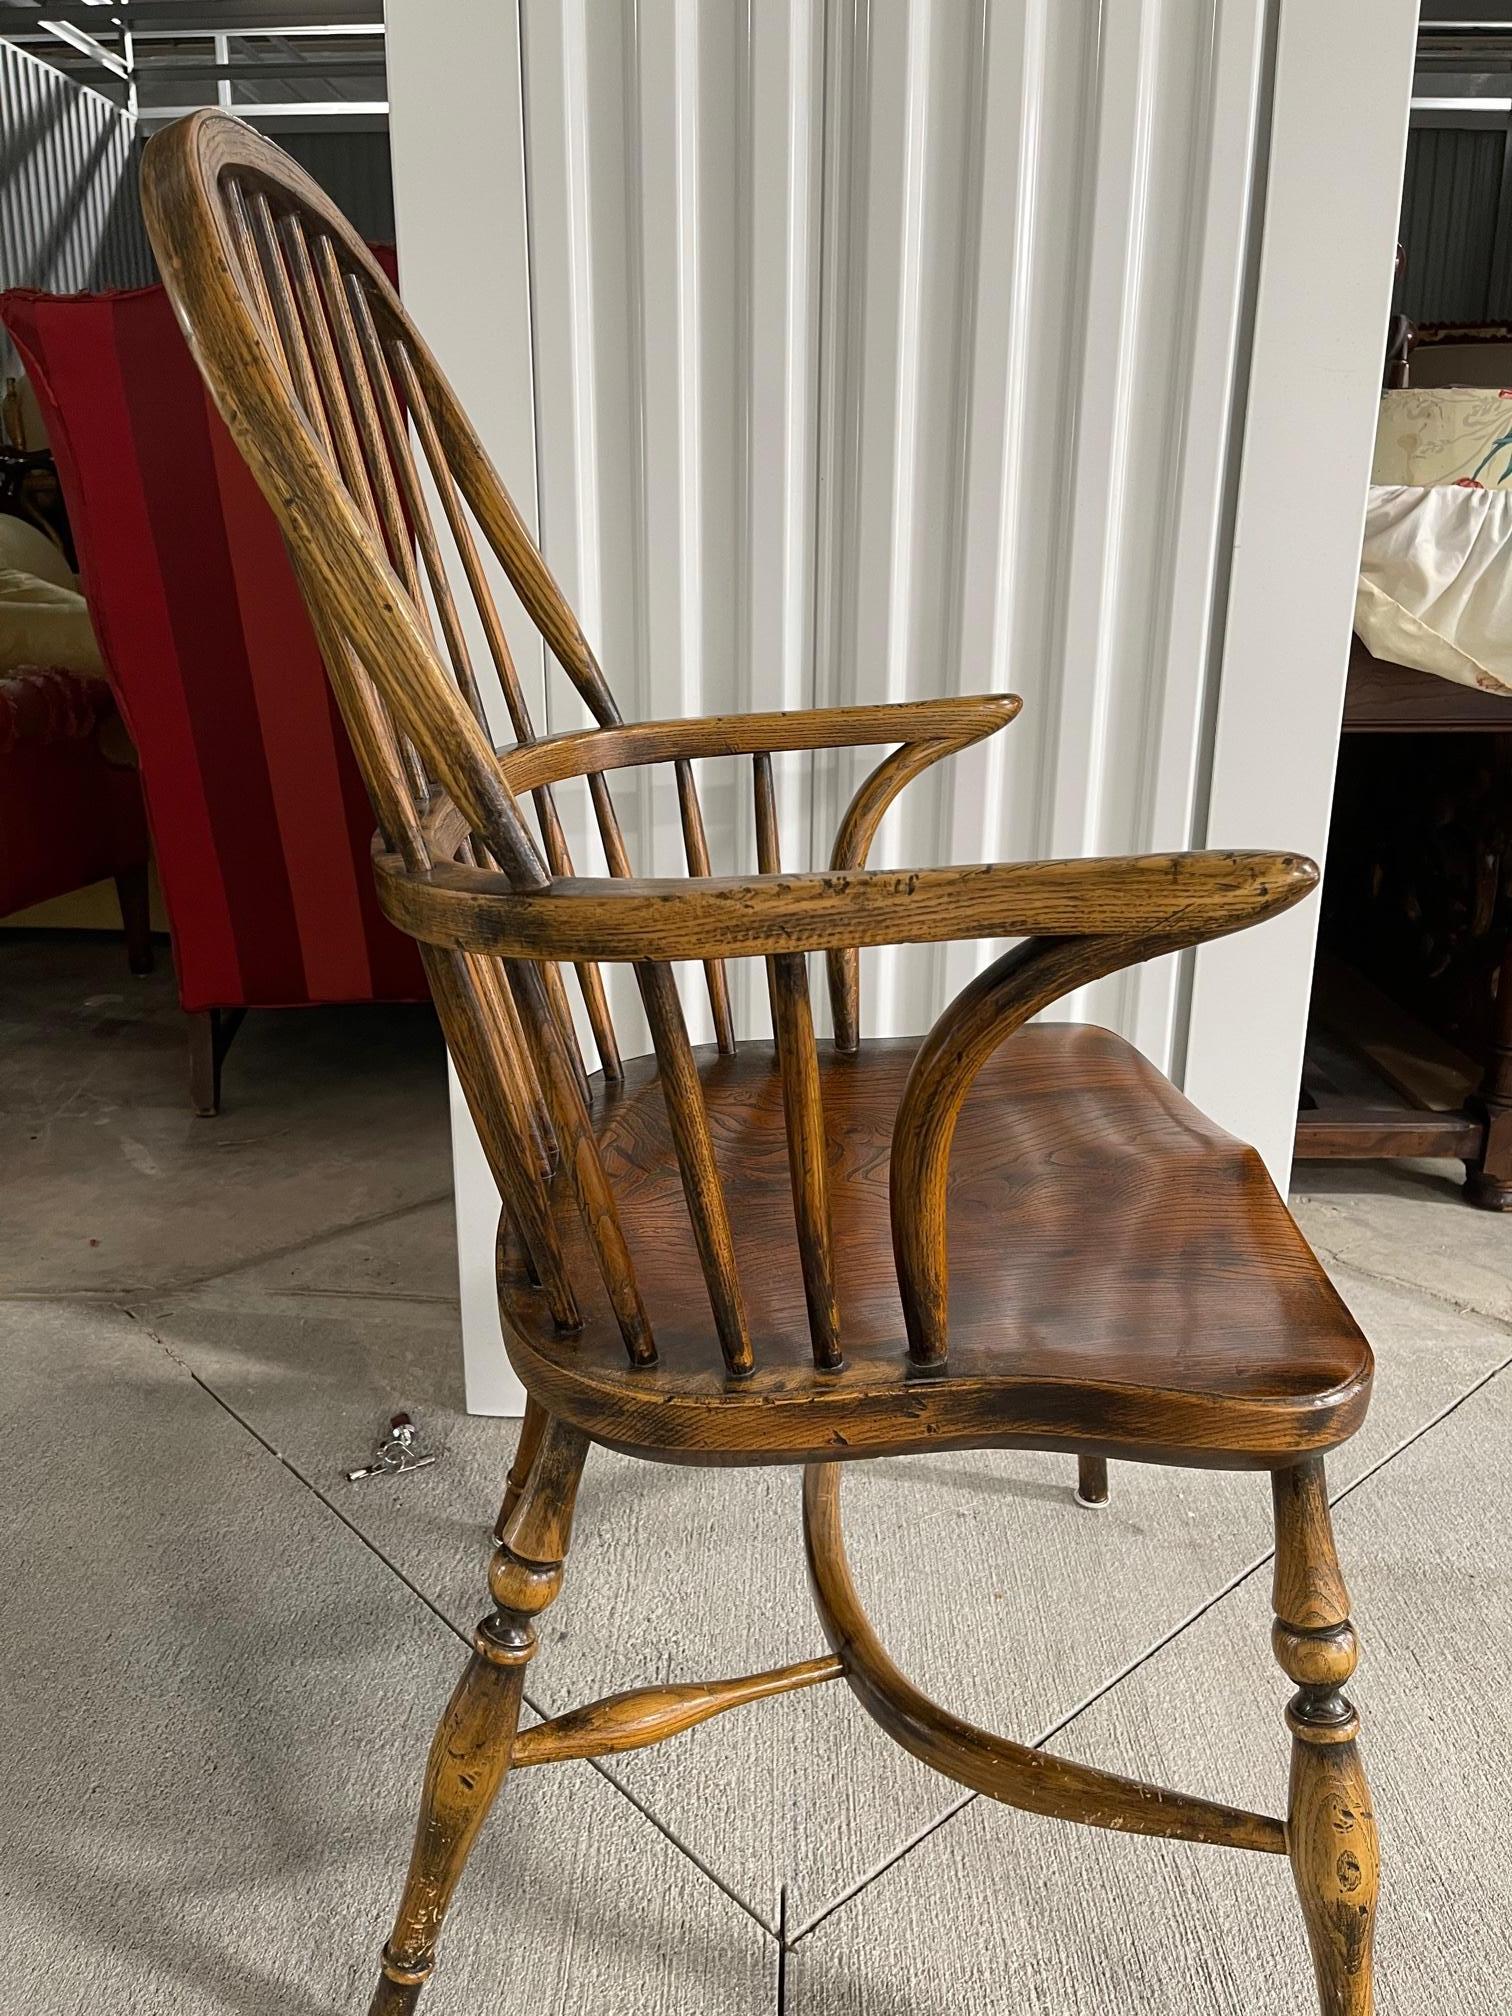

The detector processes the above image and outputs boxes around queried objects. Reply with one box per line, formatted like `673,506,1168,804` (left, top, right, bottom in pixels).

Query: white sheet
1355,481,1512,695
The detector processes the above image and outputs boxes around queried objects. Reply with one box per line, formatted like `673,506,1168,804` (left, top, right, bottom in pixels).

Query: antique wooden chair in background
143,112,1381,2016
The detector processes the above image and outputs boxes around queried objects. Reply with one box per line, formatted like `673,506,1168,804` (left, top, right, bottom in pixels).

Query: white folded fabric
1356,481,1512,695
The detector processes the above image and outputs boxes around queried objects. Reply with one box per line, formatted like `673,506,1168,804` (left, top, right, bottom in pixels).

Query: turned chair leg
370,1415,589,2014
1271,1460,1379,2016
1465,934,1512,1209
494,1394,548,1542
1075,1453,1110,1508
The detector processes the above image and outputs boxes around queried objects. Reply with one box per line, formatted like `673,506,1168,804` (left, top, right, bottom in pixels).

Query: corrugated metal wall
278,130,395,246
0,43,152,372
0,45,394,376
1398,123,1508,324
121,127,395,280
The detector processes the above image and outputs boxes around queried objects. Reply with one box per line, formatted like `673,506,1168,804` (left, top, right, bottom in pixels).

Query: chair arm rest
376,846,1316,966
493,693,1021,796
887,856,1318,1369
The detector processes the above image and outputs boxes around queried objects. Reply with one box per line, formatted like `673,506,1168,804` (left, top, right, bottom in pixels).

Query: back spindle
586,761,754,1378
234,197,582,1242
234,192,433,832
425,947,577,1327
283,217,574,1169
753,755,842,1370
335,275,598,1099
390,334,622,1084
674,757,736,1055
280,218,436,805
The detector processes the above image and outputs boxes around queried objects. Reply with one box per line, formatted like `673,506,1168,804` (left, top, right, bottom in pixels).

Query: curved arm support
827,738,972,1051
891,933,1159,1368
890,857,1317,1371
803,1462,1286,1854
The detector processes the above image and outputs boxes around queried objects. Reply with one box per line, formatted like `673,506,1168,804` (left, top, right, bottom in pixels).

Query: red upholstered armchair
0,663,151,970
1,272,424,1114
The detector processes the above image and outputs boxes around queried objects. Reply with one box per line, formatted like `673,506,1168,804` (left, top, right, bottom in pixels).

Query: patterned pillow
1373,387,1512,491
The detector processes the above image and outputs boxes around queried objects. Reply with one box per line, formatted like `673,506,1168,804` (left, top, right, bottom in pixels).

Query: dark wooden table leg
188,1006,247,1117
115,864,154,976
1465,933,1512,1209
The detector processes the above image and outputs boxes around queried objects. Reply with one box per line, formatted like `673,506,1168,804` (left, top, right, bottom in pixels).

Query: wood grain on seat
501,1025,1371,1470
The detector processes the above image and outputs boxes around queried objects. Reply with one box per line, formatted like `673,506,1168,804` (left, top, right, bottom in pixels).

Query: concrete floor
3,931,1509,2014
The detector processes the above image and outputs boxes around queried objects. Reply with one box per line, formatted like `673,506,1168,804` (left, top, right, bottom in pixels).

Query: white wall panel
520,0,825,1051
810,0,1271,1058
508,0,1268,1069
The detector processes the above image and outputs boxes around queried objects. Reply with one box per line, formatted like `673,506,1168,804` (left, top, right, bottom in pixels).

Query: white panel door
386,0,539,1416
1183,0,1418,1183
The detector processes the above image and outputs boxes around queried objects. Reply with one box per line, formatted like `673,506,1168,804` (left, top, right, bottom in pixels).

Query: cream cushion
0,566,105,678
0,513,77,591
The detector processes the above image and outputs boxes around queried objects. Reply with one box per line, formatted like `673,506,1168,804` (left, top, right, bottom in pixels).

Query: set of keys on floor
346,1412,438,1482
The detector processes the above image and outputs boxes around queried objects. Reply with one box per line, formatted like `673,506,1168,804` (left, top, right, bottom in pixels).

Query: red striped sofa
1,269,425,1113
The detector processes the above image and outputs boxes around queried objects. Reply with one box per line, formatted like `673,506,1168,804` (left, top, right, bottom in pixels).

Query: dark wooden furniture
143,112,1382,2016
1294,637,1512,1206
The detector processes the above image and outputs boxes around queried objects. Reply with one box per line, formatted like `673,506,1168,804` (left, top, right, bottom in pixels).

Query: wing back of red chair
0,271,424,1014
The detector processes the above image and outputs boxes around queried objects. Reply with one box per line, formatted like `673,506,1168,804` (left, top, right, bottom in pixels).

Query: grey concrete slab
188,1196,463,1308
138,1246,1511,1933
1292,1156,1512,1326
786,1365,1512,2012
0,934,452,1299
0,1298,772,2015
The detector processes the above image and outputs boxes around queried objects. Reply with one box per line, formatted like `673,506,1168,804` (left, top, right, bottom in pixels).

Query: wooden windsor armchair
142,112,1381,2016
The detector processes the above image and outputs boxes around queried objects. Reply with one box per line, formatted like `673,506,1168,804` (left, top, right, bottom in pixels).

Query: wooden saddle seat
502,1024,1372,1471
